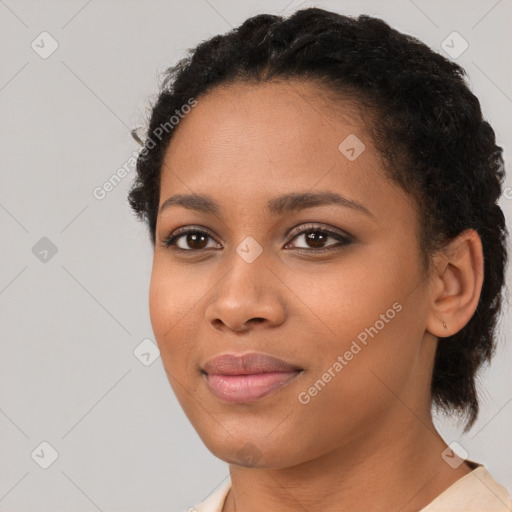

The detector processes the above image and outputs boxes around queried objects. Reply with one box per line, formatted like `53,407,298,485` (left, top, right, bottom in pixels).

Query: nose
205,255,287,334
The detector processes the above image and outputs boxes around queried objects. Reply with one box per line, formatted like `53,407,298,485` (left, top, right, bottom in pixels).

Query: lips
202,352,303,404
203,352,302,376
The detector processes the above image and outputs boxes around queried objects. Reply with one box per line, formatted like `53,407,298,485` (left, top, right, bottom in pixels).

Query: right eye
161,227,220,252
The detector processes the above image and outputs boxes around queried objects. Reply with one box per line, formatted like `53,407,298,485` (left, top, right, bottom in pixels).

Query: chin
200,429,306,469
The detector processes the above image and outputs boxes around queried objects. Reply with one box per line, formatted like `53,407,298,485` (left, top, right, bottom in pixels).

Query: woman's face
149,80,438,468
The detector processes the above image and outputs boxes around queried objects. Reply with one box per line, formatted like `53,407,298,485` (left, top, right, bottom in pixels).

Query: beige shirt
190,466,512,512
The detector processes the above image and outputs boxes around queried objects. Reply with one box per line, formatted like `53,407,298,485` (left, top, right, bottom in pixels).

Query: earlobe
426,229,484,339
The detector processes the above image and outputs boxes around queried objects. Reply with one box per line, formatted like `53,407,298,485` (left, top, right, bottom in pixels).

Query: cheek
148,262,204,407
148,263,173,344
291,288,421,454
148,259,199,367
149,256,201,335
298,245,424,392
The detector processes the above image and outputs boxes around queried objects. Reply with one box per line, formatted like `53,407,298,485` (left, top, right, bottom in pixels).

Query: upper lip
202,352,302,376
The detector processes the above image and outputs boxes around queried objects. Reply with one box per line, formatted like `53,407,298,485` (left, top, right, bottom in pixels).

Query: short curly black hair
128,7,508,430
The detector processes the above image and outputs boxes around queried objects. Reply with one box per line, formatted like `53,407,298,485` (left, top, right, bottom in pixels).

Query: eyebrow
159,191,374,218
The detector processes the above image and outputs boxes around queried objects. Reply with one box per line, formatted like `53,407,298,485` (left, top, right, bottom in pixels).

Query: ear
426,229,484,338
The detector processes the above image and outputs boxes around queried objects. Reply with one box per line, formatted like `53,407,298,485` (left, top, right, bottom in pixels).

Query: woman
128,7,511,512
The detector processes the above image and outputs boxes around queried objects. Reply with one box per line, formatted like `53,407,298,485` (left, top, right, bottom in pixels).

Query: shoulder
420,465,512,512
175,468,511,512
180,479,232,512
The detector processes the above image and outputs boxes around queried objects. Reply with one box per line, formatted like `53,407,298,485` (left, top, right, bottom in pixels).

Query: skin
149,79,484,512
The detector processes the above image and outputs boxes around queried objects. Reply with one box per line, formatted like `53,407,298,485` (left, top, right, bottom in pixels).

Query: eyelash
161,224,352,254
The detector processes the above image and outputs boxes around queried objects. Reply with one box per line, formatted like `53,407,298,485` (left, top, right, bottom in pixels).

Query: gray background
0,0,511,511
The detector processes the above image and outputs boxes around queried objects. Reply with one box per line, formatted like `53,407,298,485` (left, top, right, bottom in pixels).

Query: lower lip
204,371,302,404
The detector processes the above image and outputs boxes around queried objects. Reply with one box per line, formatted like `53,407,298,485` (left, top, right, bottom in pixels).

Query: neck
223,410,473,512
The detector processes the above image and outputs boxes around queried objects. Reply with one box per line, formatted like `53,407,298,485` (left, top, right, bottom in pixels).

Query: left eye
286,227,352,252
162,225,352,253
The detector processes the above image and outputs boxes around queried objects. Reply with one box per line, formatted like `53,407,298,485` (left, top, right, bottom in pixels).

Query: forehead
158,79,413,222
163,79,366,174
